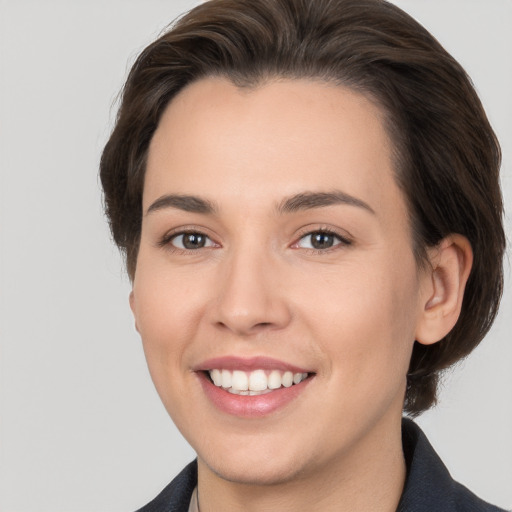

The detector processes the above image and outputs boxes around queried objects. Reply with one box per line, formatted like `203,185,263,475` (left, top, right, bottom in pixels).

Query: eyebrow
145,190,375,216
146,194,217,215
277,190,375,215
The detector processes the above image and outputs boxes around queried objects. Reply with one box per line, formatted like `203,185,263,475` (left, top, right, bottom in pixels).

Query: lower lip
197,372,312,417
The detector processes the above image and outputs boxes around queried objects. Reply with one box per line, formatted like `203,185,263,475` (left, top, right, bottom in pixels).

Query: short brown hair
100,0,505,414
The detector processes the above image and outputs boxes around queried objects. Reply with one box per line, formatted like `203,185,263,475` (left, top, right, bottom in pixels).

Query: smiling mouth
206,369,311,396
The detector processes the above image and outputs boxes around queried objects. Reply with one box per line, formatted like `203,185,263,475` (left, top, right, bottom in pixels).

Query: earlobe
129,291,140,333
415,234,473,346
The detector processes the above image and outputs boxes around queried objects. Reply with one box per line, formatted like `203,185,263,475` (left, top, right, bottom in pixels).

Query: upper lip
194,356,312,374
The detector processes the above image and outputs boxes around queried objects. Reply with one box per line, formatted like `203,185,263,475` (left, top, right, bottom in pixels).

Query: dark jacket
136,419,507,511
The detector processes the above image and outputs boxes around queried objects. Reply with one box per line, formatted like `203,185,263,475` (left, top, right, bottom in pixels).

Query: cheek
134,248,207,332
131,260,208,382
299,255,420,390
131,274,206,424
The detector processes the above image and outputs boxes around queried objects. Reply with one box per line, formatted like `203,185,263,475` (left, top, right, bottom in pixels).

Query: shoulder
134,460,197,512
399,419,507,512
451,481,507,512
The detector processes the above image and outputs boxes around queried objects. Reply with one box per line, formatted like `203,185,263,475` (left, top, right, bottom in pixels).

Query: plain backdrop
0,1,511,511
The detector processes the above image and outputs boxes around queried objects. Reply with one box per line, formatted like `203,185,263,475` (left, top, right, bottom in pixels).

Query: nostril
214,320,275,334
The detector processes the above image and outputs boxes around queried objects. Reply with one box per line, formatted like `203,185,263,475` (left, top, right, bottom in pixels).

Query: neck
197,414,406,512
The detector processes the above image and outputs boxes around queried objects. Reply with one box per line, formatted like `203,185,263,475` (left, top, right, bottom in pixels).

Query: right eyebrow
145,194,217,216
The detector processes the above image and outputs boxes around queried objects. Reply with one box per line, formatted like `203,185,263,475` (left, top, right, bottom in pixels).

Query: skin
130,78,472,512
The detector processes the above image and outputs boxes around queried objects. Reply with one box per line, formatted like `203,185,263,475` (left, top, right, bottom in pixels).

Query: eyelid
157,225,220,250
172,232,216,250
291,226,353,251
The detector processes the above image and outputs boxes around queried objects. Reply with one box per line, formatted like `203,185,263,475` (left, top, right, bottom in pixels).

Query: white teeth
208,368,309,393
282,371,293,387
210,369,222,386
249,369,267,391
231,370,249,391
228,388,273,396
221,369,232,388
268,370,282,389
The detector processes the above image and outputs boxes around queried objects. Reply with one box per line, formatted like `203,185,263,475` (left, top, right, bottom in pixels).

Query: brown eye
297,231,349,250
310,232,336,249
171,232,214,250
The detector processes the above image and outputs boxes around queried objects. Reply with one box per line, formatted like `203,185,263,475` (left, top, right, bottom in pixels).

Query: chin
189,426,304,484
199,451,309,486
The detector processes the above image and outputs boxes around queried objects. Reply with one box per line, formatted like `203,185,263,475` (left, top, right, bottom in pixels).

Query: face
131,78,430,486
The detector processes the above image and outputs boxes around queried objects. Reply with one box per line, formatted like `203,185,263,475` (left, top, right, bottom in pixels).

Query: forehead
145,77,404,220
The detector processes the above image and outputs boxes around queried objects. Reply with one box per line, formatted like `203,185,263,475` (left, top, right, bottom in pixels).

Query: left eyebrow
277,190,375,215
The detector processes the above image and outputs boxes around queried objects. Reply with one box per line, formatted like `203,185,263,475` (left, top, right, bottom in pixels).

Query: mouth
206,368,311,395
195,357,315,417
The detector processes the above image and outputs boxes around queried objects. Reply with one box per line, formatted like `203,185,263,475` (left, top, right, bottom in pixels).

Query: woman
100,0,506,510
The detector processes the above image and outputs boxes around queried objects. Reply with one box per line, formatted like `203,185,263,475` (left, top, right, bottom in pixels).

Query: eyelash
292,227,352,254
158,228,218,253
158,227,352,254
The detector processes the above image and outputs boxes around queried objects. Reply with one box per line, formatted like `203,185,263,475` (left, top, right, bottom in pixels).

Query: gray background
0,1,510,510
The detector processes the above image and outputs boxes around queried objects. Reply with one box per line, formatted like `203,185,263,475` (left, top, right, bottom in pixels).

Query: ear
129,290,140,333
415,234,473,345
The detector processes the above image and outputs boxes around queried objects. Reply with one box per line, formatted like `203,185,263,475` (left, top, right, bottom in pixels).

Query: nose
212,246,292,336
